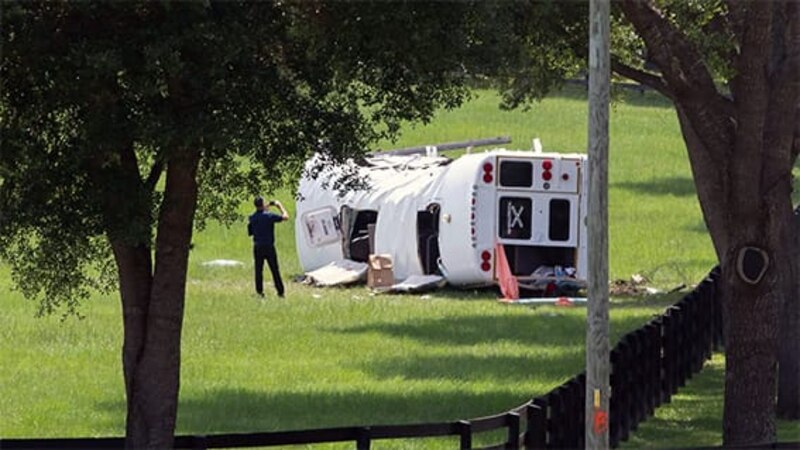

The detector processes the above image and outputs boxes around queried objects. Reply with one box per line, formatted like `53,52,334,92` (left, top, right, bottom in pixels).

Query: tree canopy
2,1,796,446
0,2,588,446
1,1,479,311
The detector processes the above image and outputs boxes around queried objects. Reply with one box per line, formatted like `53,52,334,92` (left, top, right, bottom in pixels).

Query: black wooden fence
2,267,786,450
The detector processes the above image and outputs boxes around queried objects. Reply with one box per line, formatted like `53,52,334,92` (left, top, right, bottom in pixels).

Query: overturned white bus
295,141,588,291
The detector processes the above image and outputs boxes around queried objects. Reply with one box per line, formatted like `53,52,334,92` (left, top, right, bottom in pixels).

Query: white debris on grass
304,260,368,287
202,259,245,267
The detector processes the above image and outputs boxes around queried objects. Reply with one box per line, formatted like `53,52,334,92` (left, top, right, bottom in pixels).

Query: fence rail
3,266,797,449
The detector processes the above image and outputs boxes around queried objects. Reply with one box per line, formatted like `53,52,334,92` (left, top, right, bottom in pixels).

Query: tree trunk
110,242,154,443
675,107,792,445
777,209,800,419
720,261,780,445
114,151,200,449
720,195,793,445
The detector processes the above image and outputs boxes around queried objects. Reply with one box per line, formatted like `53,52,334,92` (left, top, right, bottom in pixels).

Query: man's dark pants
254,244,284,297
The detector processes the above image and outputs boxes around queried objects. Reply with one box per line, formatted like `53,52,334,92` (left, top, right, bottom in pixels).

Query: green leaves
0,2,486,315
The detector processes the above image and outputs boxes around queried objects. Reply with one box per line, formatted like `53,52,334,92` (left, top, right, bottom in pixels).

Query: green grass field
2,86,798,447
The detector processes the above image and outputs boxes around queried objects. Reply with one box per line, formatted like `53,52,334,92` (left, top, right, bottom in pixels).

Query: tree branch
729,1,772,116
610,56,673,100
145,160,164,191
619,0,735,157
788,1,800,165
760,2,799,200
769,0,800,101
619,0,719,99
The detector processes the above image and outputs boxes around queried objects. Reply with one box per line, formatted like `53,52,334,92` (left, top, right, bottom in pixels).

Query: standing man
248,196,289,298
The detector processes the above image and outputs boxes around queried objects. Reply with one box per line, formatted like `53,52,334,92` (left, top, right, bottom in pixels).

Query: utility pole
586,0,610,448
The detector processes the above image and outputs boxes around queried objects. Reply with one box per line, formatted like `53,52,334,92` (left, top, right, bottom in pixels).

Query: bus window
417,204,441,275
341,208,378,262
301,207,340,247
499,161,533,188
548,199,571,241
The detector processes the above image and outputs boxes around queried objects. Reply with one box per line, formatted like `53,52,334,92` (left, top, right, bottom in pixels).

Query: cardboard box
367,254,394,288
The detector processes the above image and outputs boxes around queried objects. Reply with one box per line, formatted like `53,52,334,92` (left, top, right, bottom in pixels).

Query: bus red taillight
541,160,553,182
482,162,494,184
480,250,492,272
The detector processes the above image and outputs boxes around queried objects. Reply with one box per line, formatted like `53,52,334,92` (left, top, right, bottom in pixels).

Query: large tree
0,1,584,447
3,1,796,447
0,2,476,447
495,0,799,445
611,0,799,444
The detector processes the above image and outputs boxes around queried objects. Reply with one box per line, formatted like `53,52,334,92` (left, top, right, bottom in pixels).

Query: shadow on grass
638,354,799,445
609,292,685,310
98,388,535,437
613,176,697,197
684,220,710,234
330,309,659,350
354,353,584,385
621,355,725,448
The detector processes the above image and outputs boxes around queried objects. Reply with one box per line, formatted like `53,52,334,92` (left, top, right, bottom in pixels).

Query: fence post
507,412,521,449
697,282,711,361
645,322,660,414
457,420,472,450
710,267,724,349
618,337,633,443
548,389,564,447
575,374,587,449
356,426,371,450
192,435,208,450
609,347,621,448
525,401,547,449
558,382,577,448
526,396,552,449
564,377,584,448
673,305,690,387
685,294,702,374
632,329,648,426
663,307,679,397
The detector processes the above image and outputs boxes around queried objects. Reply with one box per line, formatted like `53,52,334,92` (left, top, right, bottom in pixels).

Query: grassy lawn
2,85,798,446
621,354,800,448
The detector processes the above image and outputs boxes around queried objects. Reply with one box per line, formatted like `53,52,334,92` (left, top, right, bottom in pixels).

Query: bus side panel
436,155,494,286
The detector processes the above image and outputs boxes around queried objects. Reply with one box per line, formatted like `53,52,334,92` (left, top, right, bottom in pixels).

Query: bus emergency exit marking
508,204,525,231
499,197,531,240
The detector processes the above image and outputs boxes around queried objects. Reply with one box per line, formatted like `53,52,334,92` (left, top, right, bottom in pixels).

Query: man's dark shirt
248,210,284,246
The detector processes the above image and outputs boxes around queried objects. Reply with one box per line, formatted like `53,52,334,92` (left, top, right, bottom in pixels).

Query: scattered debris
388,274,446,293
609,275,651,296
201,259,244,267
499,296,588,306
609,274,686,296
303,260,367,287
631,273,646,284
